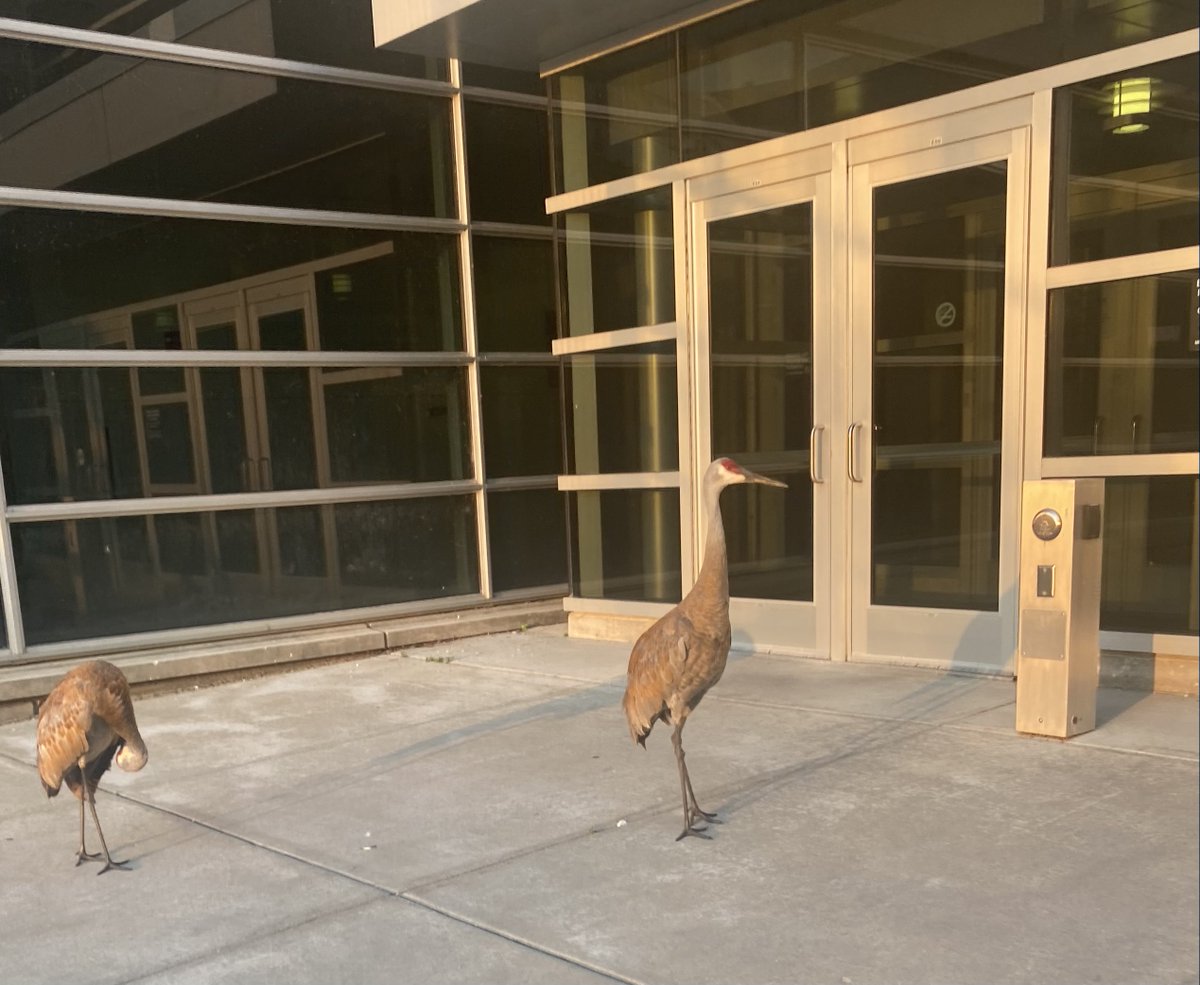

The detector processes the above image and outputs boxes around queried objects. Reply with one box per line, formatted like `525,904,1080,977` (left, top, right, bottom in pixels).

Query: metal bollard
1015,479,1105,738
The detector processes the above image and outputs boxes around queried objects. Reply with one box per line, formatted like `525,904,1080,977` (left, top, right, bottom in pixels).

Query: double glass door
184,279,333,595
692,112,1028,672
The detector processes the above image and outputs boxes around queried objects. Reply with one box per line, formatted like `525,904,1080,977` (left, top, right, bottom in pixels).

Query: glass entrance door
244,280,334,595
693,173,832,656
849,128,1029,673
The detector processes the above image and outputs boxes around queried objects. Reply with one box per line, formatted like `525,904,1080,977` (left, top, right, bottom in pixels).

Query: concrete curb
0,599,566,723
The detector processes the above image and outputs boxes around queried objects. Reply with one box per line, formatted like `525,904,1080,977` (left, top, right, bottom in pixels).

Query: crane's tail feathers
42,780,59,798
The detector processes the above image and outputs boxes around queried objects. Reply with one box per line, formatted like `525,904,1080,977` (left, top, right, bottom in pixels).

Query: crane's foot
690,804,721,823
75,849,103,866
96,858,131,875
675,822,712,841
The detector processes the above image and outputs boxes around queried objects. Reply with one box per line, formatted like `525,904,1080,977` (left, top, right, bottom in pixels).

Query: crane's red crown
718,457,742,474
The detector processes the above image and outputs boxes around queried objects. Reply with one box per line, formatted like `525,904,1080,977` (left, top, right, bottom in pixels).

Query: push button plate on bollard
1036,564,1055,598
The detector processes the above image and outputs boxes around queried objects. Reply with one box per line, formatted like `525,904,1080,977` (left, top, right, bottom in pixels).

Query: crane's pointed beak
741,467,787,489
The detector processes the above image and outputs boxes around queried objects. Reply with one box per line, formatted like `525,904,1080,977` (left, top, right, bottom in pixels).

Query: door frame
848,118,1031,675
689,165,834,659
685,98,1033,672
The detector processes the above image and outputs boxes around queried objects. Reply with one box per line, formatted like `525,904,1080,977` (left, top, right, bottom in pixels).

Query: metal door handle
809,425,825,484
847,422,864,483
1092,416,1103,455
1130,414,1140,450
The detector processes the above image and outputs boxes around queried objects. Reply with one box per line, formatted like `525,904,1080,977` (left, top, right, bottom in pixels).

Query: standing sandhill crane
36,660,148,874
623,457,786,840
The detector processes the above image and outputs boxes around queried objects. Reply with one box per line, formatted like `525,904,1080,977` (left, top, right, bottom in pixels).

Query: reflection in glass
480,366,563,477
550,0,1197,191
552,35,679,194
560,188,674,337
570,489,681,603
1101,476,1198,635
0,366,472,505
11,496,478,645
1051,55,1198,265
472,236,557,352
0,38,454,216
324,368,471,484
566,343,678,474
466,101,551,225
0,212,462,351
1045,270,1199,456
679,7,803,159
872,163,1008,611
0,0,444,78
709,203,814,602
488,489,568,592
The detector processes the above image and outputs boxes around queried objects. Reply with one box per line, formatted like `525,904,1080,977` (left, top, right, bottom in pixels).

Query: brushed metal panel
1020,608,1066,660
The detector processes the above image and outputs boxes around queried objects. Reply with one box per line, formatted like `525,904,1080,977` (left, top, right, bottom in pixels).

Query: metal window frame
0,32,569,659
549,28,1199,656
0,16,454,96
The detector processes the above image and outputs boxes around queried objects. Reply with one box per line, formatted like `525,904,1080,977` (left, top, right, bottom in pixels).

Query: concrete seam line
112,896,384,985
398,892,648,985
2,751,642,985
122,795,642,985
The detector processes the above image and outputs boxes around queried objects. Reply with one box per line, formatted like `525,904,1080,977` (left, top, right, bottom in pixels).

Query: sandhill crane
36,660,148,873
623,457,786,840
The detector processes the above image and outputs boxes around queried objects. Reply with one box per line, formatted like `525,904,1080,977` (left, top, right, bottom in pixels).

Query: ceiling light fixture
1105,77,1152,134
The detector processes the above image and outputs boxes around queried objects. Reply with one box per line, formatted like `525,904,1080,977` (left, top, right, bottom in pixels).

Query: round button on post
1032,508,1063,541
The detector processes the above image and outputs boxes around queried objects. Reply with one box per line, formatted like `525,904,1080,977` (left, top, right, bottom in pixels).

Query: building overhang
371,0,732,74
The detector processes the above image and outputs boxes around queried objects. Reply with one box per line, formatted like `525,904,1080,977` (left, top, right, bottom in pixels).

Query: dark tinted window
0,38,455,216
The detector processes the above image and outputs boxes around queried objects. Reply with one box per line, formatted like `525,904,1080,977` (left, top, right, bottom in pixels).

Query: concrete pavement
0,626,1196,984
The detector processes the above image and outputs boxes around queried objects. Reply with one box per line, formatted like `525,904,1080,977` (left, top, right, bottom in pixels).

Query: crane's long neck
114,729,148,772
687,478,729,632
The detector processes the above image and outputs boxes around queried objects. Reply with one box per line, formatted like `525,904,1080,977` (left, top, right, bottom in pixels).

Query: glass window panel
1045,270,1198,456
462,63,544,95
0,365,471,504
550,0,1198,191
487,488,568,592
472,236,557,352
1051,54,1199,265
569,488,681,603
0,37,454,217
466,100,551,225
480,365,563,478
332,497,479,599
323,368,471,484
1101,475,1198,635
560,188,674,337
872,163,1008,611
0,210,461,351
709,202,814,602
0,1,444,78
0,583,6,649
11,495,478,645
552,34,679,194
566,342,678,474
679,6,803,159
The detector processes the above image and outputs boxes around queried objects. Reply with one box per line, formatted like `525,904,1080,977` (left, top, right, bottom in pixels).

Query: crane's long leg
684,770,720,824
84,783,129,875
75,794,102,866
671,722,710,841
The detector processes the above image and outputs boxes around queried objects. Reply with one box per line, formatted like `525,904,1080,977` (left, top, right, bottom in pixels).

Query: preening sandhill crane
36,660,148,874
623,457,786,840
